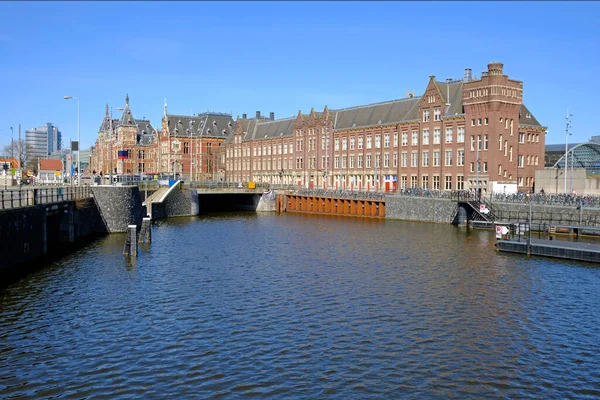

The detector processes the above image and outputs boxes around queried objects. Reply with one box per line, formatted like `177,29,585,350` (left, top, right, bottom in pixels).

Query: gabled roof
519,104,543,127
39,159,62,171
249,117,296,141
331,97,421,130
435,80,465,116
166,113,234,139
136,119,157,147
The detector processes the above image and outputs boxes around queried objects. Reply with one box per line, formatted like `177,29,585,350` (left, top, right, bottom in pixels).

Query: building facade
25,123,62,159
90,96,233,180
223,62,546,193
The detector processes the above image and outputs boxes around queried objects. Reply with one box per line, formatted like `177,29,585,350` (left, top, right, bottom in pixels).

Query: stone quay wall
90,186,144,232
384,195,457,224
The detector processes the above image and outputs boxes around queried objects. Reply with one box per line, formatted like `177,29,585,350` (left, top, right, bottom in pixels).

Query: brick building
90,95,158,177
223,62,546,193
90,96,233,180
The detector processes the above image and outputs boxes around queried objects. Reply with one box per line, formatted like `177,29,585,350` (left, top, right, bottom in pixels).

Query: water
1,213,600,398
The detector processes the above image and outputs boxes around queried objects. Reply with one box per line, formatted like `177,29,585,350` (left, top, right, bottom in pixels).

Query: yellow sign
55,171,61,177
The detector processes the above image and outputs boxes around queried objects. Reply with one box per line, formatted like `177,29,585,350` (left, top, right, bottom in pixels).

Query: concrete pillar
138,217,151,244
123,224,138,257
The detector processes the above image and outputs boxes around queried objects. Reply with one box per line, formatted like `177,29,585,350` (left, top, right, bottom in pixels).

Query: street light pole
189,120,194,182
564,110,572,193
10,127,13,161
64,96,80,183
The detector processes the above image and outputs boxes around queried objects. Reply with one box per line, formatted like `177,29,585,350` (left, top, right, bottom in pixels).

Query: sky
0,1,598,151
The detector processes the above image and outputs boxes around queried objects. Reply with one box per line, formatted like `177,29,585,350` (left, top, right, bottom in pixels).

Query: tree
2,139,35,174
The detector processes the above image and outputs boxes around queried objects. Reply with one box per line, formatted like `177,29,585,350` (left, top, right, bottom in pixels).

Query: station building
223,62,546,193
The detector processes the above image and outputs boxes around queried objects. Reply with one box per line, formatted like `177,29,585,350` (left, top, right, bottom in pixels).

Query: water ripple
1,213,600,398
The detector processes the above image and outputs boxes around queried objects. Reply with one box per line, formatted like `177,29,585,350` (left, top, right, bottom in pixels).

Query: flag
118,150,129,159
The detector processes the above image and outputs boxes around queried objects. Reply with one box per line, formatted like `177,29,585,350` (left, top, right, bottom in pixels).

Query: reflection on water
1,212,600,398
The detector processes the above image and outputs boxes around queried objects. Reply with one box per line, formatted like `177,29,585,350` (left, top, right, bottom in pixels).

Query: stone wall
385,196,457,223
163,188,199,217
493,202,600,226
90,186,144,232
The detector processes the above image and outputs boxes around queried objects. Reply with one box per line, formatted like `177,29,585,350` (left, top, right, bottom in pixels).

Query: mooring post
138,217,152,244
123,224,138,257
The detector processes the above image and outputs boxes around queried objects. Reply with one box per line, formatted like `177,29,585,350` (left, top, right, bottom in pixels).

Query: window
384,134,390,148
504,141,508,156
445,175,452,190
422,175,429,189
422,151,429,167
433,151,440,167
411,175,418,188
358,155,363,168
375,154,381,168
471,119,475,126
393,153,398,167
401,152,407,167
484,118,489,125
350,136,355,150
433,175,440,190
477,135,482,150
433,128,441,144
445,150,453,166
471,136,475,151
518,176,523,186
358,136,363,149
457,150,464,166
393,132,399,147
401,175,407,189
366,155,372,168
527,155,530,165
499,134,503,150
184,142,189,154
478,118,482,126
334,156,339,169
384,153,390,167
411,152,418,167
434,108,441,121
509,146,513,161
423,110,430,122
350,155,355,168
470,162,475,172
335,138,340,151
366,135,372,149
375,135,381,149
412,130,419,146
321,137,326,150
445,127,453,143
289,143,293,153
483,162,487,172
519,132,525,144
518,154,524,168
484,135,488,150
342,156,347,169
457,176,464,190
457,127,465,143
423,129,430,145
402,132,408,146
498,165,502,175
342,137,347,150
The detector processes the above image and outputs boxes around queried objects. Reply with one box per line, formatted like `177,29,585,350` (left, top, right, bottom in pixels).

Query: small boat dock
496,238,600,263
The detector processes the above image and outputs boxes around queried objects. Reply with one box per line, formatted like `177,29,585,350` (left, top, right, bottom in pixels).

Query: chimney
256,111,261,119
464,68,473,82
270,112,274,120
242,113,247,119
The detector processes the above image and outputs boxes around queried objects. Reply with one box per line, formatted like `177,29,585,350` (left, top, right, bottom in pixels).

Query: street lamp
564,110,573,193
64,96,80,183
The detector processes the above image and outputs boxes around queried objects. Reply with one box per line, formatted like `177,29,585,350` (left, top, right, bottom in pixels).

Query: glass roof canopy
553,142,600,170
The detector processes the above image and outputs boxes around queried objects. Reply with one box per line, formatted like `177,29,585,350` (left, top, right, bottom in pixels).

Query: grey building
25,123,62,159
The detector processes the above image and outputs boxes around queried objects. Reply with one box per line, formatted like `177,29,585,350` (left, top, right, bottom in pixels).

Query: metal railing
491,192,600,208
0,186,92,210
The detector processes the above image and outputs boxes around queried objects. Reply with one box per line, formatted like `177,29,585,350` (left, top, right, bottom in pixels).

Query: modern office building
25,123,62,159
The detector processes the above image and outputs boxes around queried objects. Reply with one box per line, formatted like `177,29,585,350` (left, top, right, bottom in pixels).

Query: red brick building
223,62,546,193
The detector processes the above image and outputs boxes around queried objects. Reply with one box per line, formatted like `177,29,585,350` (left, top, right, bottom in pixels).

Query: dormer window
213,121,217,126
228,122,233,127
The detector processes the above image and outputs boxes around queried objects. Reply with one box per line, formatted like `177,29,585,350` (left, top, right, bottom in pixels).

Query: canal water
1,213,599,398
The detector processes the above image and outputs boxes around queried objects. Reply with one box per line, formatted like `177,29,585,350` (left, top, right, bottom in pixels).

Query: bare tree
2,139,35,174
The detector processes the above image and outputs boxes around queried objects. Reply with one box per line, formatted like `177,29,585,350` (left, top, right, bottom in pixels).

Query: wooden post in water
123,225,138,257
138,217,152,244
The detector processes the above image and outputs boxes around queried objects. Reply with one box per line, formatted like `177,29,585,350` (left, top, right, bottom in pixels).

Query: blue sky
0,1,598,150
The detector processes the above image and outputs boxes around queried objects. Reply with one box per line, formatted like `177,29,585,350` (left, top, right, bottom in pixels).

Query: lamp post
63,96,80,183
10,127,13,161
564,110,573,193
189,120,194,182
